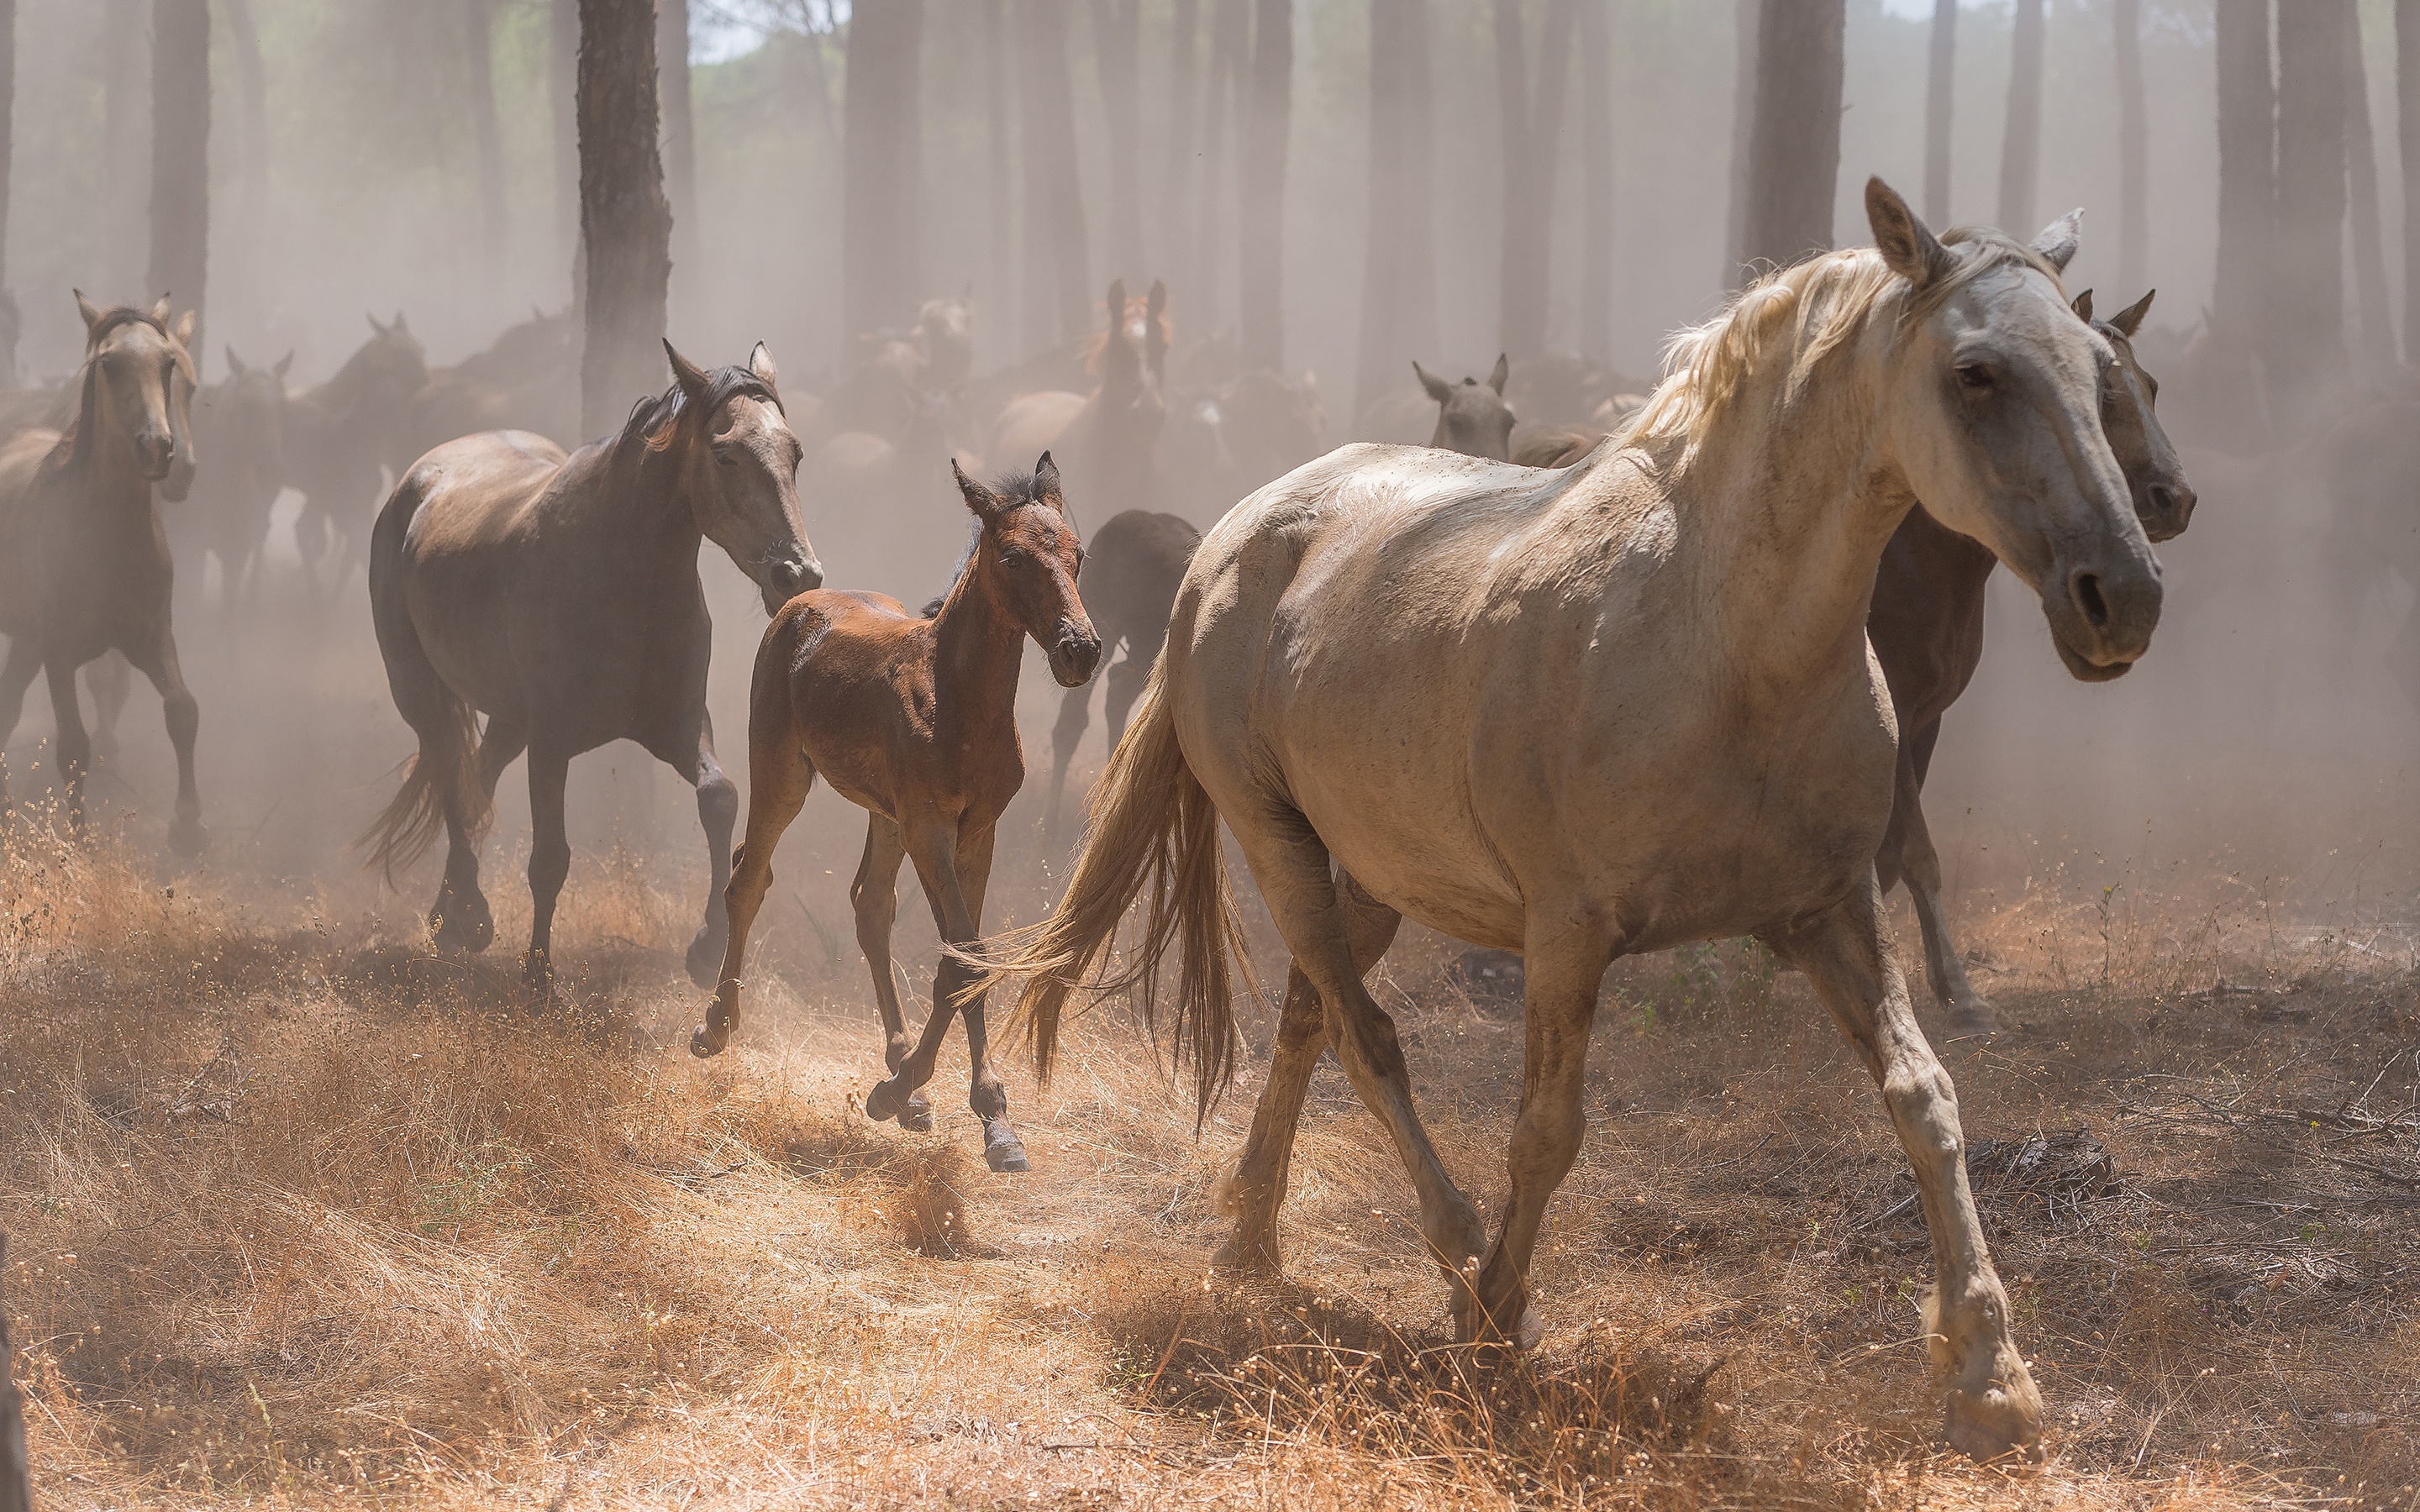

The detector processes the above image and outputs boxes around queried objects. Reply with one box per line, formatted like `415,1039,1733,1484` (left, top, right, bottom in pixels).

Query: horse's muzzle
135,429,175,481
1048,623,1103,688
763,553,823,612
2139,481,2196,543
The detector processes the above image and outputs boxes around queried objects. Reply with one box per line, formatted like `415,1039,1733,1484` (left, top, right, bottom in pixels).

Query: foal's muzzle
1048,622,1103,688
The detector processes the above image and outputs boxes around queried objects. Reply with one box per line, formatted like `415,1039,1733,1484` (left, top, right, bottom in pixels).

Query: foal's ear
2030,208,2084,273
953,458,1003,519
2071,289,2095,323
74,290,104,333
1032,450,1065,513
2109,289,2157,339
748,340,781,392
1865,176,1959,291
1487,354,1510,396
1414,360,1452,404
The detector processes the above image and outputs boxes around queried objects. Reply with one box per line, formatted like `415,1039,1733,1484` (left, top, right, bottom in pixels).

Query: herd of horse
13,171,2420,1463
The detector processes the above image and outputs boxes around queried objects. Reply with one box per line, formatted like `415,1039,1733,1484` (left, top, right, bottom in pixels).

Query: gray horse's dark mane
609,365,781,475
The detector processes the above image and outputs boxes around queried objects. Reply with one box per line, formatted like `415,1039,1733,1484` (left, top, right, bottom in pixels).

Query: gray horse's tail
358,494,488,885
978,659,1250,1129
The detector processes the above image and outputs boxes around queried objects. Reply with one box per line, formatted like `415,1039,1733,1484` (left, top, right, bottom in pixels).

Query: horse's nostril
2072,570,2110,628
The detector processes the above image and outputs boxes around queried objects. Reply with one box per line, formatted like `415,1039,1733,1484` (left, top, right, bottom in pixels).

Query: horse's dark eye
1955,364,1994,393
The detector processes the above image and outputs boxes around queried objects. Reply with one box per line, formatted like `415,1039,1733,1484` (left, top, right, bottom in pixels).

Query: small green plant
414,1138,530,1241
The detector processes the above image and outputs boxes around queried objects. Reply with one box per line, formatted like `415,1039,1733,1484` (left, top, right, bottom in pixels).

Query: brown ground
3,807,2416,1510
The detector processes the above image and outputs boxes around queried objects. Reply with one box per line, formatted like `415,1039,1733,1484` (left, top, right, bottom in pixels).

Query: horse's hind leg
83,652,131,767
1759,876,2042,1462
692,715,816,1058
1891,722,1996,1037
41,658,92,833
1044,679,1091,843
520,745,573,992
850,816,932,1130
1215,871,1401,1274
664,711,738,989
1103,638,1157,748
119,635,203,855
434,715,526,953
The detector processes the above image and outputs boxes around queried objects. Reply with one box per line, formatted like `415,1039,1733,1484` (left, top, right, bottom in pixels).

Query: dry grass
3,811,2417,1509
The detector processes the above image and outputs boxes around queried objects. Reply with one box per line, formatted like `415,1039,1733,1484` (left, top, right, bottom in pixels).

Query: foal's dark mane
50,306,187,477
921,468,1057,619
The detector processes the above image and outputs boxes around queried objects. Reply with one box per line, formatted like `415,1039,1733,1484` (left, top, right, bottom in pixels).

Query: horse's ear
367,312,388,337
1032,450,1065,513
1414,360,1451,403
75,290,104,333
392,312,410,333
149,294,172,324
663,339,710,402
1488,354,1509,396
2030,208,2083,273
225,344,249,377
1105,279,1128,333
748,340,781,392
2071,289,2095,323
172,309,197,347
1865,176,1958,290
1146,279,1167,323
273,350,295,381
953,457,1003,519
2109,289,2156,339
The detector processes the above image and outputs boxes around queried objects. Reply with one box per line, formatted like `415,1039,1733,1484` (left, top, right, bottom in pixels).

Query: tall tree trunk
224,0,266,347
2213,0,2274,344
104,0,149,300
0,0,17,385
1723,0,1755,286
2114,0,2146,291
2344,5,2396,375
148,0,208,341
1578,0,1613,365
577,0,671,438
1354,0,1436,422
2401,0,2420,364
2267,0,2349,427
553,0,580,300
1924,0,1954,225
1996,0,2044,234
1239,0,1291,370
658,0,696,297
986,0,1013,348
1198,0,1247,330
1018,0,1089,349
843,0,923,358
1495,0,1579,360
466,0,508,273
1093,0,1144,282
1162,0,1199,309
1,1236,29,1512
1741,0,1844,273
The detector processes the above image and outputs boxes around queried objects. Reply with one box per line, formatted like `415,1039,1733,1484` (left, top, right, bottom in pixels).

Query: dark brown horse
290,312,431,595
362,342,821,988
1044,507,1197,841
1870,280,2194,1036
693,454,1101,1173
175,345,292,619
0,294,204,853
399,306,580,465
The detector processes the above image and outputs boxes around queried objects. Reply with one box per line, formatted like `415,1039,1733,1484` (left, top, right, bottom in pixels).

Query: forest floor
3,813,2417,1511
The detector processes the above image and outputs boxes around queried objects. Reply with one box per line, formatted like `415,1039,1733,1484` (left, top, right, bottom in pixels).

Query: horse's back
386,429,571,564
987,391,1086,466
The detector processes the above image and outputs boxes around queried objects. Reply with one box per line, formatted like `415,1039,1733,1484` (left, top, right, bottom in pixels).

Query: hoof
1944,1381,2045,1464
520,951,555,996
430,891,494,954
899,1089,934,1133
166,813,207,857
865,1077,908,1124
1212,1230,1283,1276
689,1023,728,1059
683,927,725,990
983,1121,1029,1173
1940,997,2003,1040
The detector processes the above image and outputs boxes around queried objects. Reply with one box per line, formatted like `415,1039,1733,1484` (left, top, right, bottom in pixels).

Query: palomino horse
995,181,2161,1461
1871,275,2195,1035
692,455,1101,1173
362,342,821,988
1043,507,1197,842
0,295,204,852
987,281,1168,510
290,312,431,595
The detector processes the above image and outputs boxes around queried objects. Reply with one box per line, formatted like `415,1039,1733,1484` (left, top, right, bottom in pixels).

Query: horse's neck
605,448,705,564
930,550,1026,727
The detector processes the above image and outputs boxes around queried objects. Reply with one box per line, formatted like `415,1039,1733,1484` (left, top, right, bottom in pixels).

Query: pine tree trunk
1723,0,1756,286
224,0,267,345
1924,0,1954,225
658,0,697,295
2267,0,2349,424
2344,5,2396,374
1198,0,1248,329
1578,0,1613,365
1495,0,1579,361
2213,0,2273,344
148,0,208,338
1162,0,1199,307
1018,0,1089,348
1239,0,1291,370
1996,0,2044,234
1094,0,1144,282
986,0,1013,340
1354,0,1436,422
843,0,924,356
0,0,17,384
577,0,671,437
2114,0,2146,291
104,0,150,300
2401,0,2420,364
467,0,509,272
1741,0,1844,273
553,0,580,297
1,1236,29,1512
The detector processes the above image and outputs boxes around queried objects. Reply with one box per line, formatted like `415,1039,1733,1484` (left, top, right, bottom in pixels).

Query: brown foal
695,454,1101,1172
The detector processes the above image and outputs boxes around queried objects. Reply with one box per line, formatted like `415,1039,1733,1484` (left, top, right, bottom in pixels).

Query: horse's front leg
42,656,92,833
678,712,739,989
82,652,131,767
0,640,42,811
947,822,1026,1171
1759,874,2043,1463
850,815,930,1130
1891,725,1997,1037
120,635,204,856
521,746,573,993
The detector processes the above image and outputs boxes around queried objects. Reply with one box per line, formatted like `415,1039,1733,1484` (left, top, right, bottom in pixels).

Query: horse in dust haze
362,342,821,990
0,294,206,853
289,312,431,596
987,280,1168,510
174,345,292,622
692,454,1101,1174
399,305,581,465
1414,354,1517,459
993,181,2163,1462
1042,507,1198,842
1870,267,2196,1037
913,291,975,392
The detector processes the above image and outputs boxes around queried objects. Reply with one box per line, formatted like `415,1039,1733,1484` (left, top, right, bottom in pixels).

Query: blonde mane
1618,231,2067,460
